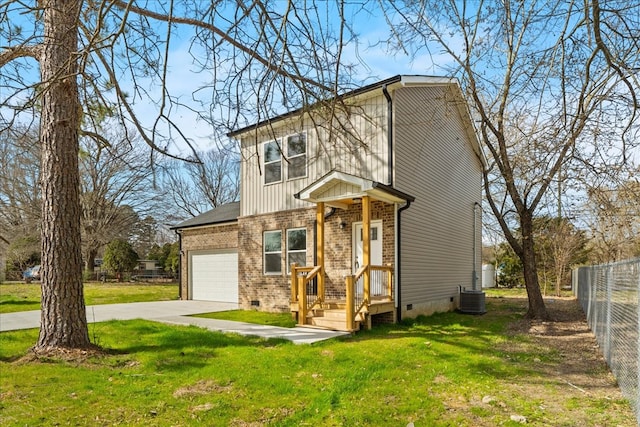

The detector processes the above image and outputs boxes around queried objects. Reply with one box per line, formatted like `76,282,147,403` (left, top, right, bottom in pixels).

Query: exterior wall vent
458,288,486,314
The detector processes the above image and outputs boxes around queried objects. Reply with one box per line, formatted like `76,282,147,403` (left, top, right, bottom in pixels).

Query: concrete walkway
0,300,349,344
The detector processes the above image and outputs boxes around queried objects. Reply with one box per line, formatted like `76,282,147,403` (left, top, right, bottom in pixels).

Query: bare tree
163,147,239,218
1,1,357,352
381,0,640,319
0,125,41,261
586,179,640,263
533,217,588,297
79,129,157,274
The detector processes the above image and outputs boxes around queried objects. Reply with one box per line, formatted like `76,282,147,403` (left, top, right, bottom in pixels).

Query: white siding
313,182,362,200
238,94,390,216
393,86,483,308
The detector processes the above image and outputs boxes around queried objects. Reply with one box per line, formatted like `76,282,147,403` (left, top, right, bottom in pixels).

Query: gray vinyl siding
394,86,483,306
238,94,389,217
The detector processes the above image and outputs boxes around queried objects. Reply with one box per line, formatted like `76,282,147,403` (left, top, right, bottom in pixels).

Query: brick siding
178,223,238,299
238,202,395,312
178,203,396,313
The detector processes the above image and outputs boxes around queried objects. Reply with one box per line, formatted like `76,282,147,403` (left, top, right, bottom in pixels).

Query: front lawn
0,293,634,426
193,309,297,328
0,282,179,313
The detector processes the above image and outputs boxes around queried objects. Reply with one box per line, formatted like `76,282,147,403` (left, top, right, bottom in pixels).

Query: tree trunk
84,248,99,279
35,0,91,351
520,215,549,320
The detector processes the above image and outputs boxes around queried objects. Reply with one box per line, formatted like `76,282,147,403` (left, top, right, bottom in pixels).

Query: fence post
605,266,612,366
386,264,393,298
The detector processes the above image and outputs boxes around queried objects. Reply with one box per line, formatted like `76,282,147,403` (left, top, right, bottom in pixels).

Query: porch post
362,195,371,303
316,202,325,300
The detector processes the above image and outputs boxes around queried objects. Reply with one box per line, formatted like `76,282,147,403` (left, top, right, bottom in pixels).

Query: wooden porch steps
307,308,361,332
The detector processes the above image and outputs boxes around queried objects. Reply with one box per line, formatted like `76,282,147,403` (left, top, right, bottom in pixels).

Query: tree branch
0,44,42,67
111,0,334,94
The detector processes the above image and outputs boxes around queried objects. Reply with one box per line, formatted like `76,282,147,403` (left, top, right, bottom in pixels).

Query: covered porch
290,171,414,332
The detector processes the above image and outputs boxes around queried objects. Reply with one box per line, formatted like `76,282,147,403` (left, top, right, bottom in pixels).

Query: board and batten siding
393,86,483,315
238,93,390,217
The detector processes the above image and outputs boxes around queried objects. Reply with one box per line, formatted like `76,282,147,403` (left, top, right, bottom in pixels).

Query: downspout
382,84,393,186
396,200,412,322
174,229,183,300
472,202,480,290
383,84,408,322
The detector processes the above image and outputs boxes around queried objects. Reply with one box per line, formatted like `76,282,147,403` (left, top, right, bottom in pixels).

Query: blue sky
126,3,455,156
0,2,459,156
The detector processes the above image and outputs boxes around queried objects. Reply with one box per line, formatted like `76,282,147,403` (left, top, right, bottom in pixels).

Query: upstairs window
264,141,282,184
287,133,307,180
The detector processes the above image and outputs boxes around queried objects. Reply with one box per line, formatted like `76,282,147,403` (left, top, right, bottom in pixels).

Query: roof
295,170,415,209
227,75,458,138
171,201,240,230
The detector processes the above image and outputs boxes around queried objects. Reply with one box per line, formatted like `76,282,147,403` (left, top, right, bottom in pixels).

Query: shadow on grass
0,299,39,306
88,319,292,372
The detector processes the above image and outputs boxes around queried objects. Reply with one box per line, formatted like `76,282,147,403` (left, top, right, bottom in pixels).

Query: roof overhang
294,171,415,209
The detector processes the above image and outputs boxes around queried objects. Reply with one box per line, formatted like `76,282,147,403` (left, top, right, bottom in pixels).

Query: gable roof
295,170,415,209
226,75,457,138
171,201,240,230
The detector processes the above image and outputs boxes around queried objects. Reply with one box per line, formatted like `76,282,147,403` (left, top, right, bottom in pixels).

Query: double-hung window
263,133,306,184
287,133,307,180
286,228,307,273
264,141,282,184
263,230,282,274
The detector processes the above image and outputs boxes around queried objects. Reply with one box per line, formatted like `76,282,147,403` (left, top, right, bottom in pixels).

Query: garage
190,249,238,302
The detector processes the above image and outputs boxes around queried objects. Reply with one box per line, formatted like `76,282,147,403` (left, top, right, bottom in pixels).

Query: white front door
352,220,383,273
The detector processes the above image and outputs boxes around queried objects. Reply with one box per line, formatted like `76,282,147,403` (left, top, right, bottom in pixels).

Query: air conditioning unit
459,288,486,314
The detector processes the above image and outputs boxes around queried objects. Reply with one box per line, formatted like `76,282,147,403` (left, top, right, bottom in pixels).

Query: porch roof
294,171,415,208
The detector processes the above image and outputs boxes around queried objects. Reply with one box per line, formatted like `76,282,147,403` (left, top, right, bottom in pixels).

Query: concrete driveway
0,300,349,344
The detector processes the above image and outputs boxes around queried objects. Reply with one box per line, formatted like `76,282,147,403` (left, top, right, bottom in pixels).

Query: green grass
0,282,179,313
193,310,297,328
0,293,634,426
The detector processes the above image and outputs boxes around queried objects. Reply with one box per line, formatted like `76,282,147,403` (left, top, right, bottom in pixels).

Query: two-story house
172,75,484,331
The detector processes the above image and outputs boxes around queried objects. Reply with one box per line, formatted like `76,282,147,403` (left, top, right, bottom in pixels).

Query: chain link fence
573,258,640,424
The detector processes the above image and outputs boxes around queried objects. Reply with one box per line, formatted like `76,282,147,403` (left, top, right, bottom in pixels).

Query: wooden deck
290,264,395,332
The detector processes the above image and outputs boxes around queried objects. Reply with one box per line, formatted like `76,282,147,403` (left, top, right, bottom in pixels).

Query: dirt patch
506,297,614,384
492,295,635,426
173,379,233,398
16,344,108,364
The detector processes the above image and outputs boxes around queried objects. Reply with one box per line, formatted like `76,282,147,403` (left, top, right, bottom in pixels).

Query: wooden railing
291,263,394,331
370,265,394,299
290,264,322,325
346,264,394,330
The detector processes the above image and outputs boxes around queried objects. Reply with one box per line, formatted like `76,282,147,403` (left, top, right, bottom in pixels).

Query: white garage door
190,250,238,302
